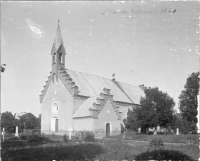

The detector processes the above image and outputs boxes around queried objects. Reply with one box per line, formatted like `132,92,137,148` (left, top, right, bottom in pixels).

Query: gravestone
154,129,157,135
15,126,19,137
2,128,5,142
157,126,161,133
138,127,141,134
176,128,179,135
68,125,73,140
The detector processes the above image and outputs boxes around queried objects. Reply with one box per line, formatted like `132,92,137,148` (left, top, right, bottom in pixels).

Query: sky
1,1,199,117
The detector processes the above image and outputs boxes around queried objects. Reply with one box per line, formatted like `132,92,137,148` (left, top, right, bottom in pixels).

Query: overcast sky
1,1,199,117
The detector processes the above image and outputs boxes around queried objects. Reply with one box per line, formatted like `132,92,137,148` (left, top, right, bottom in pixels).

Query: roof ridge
66,68,140,87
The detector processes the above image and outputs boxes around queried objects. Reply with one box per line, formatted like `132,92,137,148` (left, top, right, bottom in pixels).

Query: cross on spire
58,19,60,25
112,73,115,81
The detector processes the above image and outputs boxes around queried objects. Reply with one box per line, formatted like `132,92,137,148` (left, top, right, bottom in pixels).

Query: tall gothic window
53,53,56,63
59,53,62,63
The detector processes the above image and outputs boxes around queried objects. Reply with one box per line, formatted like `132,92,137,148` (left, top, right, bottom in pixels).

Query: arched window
59,53,62,63
53,53,56,63
52,102,59,114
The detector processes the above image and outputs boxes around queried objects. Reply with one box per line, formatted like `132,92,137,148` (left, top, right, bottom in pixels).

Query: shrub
32,128,41,134
27,134,50,143
135,149,195,161
71,133,79,142
20,134,28,140
84,131,94,142
8,136,20,141
63,134,69,143
149,137,164,150
76,131,95,142
185,134,199,144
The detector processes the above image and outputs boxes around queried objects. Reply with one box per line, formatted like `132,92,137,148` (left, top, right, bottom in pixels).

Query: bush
76,131,95,142
63,134,69,143
20,134,28,140
27,134,50,143
149,137,164,150
84,131,94,142
32,128,41,134
8,136,20,141
135,149,195,161
2,142,105,160
185,134,199,144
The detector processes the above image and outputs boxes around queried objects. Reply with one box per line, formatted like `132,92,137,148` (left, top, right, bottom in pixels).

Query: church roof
61,68,145,105
73,97,97,118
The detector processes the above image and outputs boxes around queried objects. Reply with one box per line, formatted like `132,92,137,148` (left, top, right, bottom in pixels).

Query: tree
1,111,17,133
37,114,41,130
124,86,175,132
18,113,40,132
170,112,191,134
178,72,199,133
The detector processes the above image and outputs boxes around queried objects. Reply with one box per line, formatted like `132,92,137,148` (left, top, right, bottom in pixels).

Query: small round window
52,103,58,114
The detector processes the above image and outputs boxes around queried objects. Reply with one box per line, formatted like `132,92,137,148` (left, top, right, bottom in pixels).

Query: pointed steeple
54,19,63,51
50,20,66,82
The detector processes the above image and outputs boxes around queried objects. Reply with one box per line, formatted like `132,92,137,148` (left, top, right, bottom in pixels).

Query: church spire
51,21,66,82
54,19,63,51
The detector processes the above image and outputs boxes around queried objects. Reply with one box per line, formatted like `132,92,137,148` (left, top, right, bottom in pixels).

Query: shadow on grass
2,143,105,161
134,149,195,161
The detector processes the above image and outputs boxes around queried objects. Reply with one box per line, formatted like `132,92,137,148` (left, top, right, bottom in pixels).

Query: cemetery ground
1,131,199,161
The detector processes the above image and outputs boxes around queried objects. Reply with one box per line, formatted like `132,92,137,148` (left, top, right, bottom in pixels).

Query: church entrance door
55,119,58,132
106,123,110,136
51,116,58,133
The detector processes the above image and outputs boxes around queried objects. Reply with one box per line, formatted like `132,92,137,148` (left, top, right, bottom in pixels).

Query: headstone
15,126,19,137
68,125,73,140
157,126,161,133
176,128,179,135
138,127,141,134
2,128,5,142
154,128,157,135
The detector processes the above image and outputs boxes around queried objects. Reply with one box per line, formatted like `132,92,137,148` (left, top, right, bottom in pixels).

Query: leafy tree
124,86,175,132
170,112,191,134
178,72,199,133
18,113,40,132
1,111,17,133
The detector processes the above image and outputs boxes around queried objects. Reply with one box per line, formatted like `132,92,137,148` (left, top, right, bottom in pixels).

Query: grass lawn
94,139,199,160
2,133,199,161
107,130,199,144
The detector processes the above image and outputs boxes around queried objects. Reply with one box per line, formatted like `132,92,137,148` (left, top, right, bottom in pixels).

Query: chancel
40,22,145,137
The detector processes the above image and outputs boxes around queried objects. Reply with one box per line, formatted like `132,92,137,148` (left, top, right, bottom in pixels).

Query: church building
40,22,145,137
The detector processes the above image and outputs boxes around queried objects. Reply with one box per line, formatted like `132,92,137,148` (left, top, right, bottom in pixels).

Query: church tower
50,20,66,82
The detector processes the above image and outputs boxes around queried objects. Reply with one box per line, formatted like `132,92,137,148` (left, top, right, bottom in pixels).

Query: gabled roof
73,89,123,119
65,69,145,104
73,97,97,118
40,68,145,105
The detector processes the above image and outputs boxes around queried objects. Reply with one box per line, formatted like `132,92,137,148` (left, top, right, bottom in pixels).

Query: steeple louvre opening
59,53,63,64
53,53,56,64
